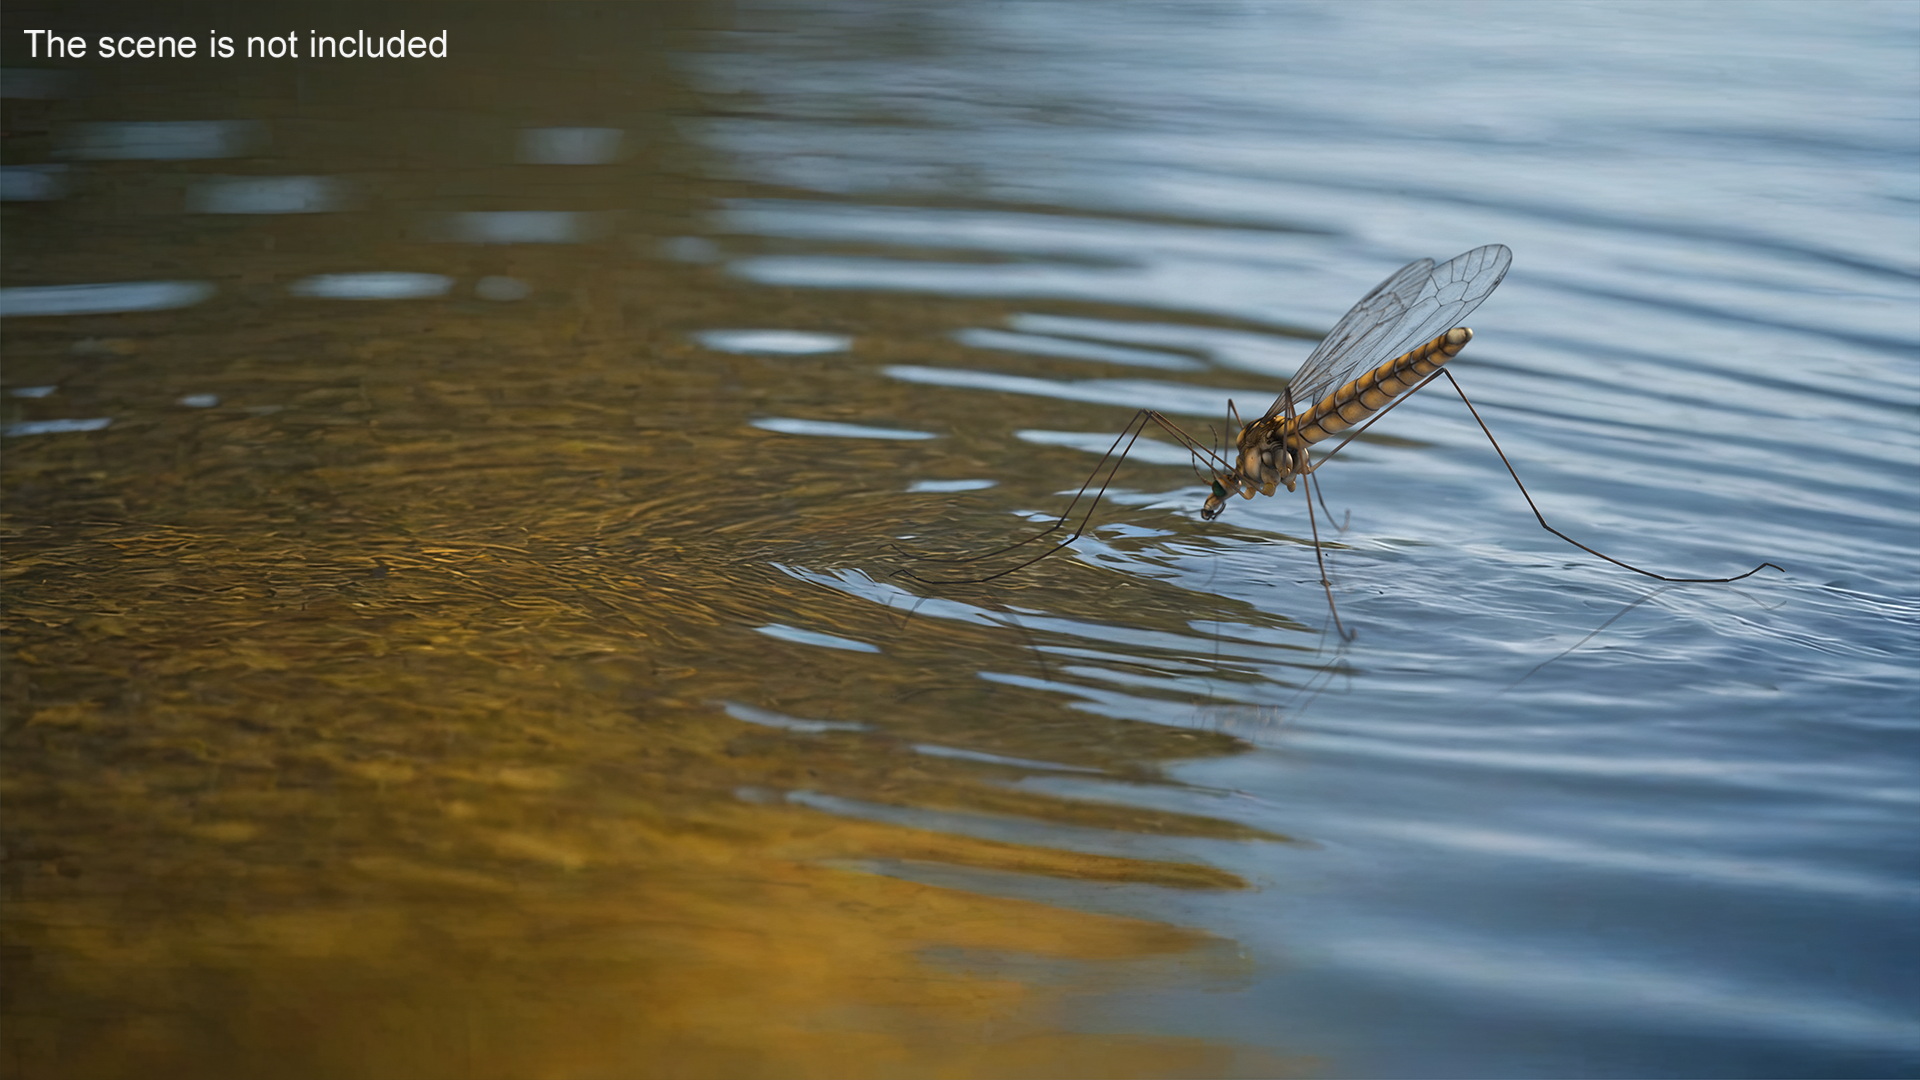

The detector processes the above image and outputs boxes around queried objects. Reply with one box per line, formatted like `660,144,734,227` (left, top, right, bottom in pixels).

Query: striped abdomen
1282,327,1472,450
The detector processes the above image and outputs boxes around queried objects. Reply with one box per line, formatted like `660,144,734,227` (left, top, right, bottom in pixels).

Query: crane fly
897,244,1782,636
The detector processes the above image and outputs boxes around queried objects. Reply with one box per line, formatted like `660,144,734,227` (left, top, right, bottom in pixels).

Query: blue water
679,3,1920,1075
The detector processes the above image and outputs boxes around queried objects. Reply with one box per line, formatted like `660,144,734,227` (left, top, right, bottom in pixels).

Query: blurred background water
3,3,1917,1078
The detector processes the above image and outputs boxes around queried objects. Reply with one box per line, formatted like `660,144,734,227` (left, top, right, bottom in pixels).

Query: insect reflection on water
898,245,1782,637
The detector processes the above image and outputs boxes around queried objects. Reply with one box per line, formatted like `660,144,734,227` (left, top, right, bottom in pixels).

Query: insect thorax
1231,419,1303,497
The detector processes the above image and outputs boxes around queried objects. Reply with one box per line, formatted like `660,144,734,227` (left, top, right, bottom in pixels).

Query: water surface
3,3,1917,1078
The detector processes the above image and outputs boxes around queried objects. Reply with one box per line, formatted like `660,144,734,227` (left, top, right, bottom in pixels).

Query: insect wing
1272,244,1512,419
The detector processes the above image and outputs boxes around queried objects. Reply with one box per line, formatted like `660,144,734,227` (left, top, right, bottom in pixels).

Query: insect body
898,243,1779,630
1201,242,1511,519
1206,325,1474,517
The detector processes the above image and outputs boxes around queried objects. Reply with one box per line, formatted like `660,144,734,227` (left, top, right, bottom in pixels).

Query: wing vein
1271,244,1513,419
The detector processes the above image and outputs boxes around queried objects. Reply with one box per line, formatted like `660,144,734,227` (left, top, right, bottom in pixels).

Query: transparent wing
1268,244,1513,419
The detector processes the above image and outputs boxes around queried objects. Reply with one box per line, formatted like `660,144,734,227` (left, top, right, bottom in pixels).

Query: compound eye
1202,481,1227,521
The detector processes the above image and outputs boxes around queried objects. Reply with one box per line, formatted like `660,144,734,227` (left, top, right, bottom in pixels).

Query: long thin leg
1311,465,1351,533
1434,369,1784,584
1272,390,1353,640
893,445,1133,584
895,409,1153,567
896,410,1229,584
1292,365,1781,584
1300,458,1354,641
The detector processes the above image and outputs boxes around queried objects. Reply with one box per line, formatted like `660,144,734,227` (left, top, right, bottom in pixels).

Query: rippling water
4,3,1917,1077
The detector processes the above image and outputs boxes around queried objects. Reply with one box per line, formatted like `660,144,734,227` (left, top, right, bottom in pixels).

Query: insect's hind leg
1434,369,1783,584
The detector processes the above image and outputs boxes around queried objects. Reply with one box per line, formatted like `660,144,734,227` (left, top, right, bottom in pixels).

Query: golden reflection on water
3,338,1286,1076
0,7,1312,1074
1,322,1293,1076
2,220,1298,1080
